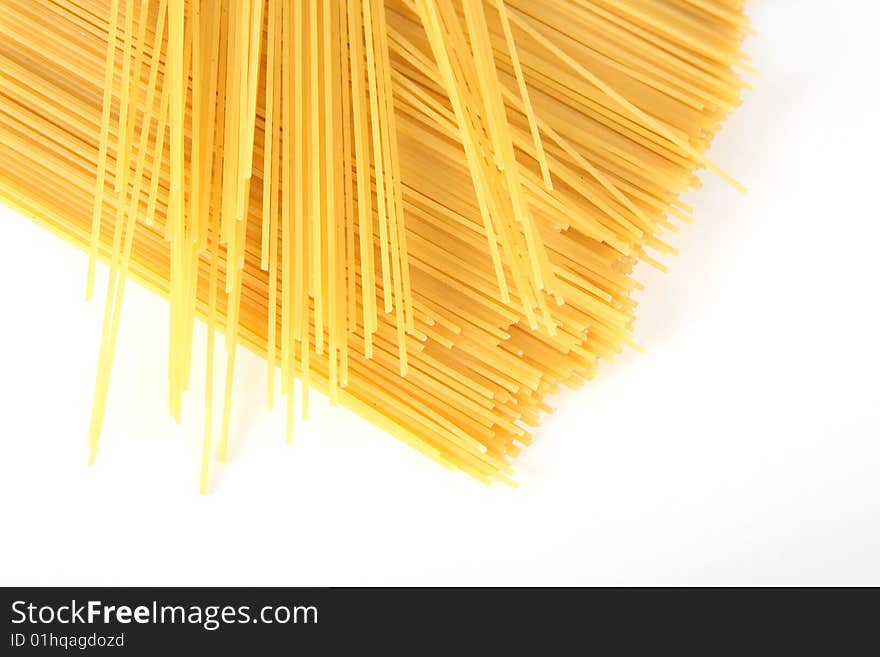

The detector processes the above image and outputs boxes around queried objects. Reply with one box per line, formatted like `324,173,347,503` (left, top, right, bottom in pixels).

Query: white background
1,0,878,586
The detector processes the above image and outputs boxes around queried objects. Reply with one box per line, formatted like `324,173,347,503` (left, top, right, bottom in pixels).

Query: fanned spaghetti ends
0,0,751,491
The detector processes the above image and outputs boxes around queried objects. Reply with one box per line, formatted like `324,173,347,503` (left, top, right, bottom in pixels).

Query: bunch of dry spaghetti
0,0,750,491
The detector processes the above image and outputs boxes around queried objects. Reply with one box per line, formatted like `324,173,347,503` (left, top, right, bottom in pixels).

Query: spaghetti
0,0,750,491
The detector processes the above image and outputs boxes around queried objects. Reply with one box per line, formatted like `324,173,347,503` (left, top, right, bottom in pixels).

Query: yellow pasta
0,0,750,491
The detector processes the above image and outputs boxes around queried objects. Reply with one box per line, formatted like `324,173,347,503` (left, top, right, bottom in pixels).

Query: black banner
0,587,872,653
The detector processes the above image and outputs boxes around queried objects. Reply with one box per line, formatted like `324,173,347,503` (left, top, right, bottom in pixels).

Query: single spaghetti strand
280,0,291,399
322,0,339,401
362,0,393,314
265,0,282,409
198,0,224,250
291,0,305,354
347,0,377,357
243,0,265,184
200,0,222,494
233,0,252,224
190,0,202,246
219,1,254,461
309,0,323,358
166,0,187,421
260,0,277,271
338,0,355,387
201,199,220,494
85,0,120,300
